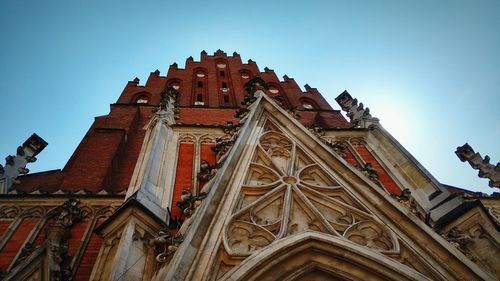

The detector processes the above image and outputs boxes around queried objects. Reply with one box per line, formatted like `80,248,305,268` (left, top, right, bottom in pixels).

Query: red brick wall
0,218,37,271
344,147,360,166
74,219,104,281
68,219,89,258
355,146,401,195
199,144,216,191
171,143,195,219
115,51,346,115
0,220,13,240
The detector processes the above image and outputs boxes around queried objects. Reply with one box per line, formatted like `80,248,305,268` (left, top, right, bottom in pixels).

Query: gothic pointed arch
220,232,431,281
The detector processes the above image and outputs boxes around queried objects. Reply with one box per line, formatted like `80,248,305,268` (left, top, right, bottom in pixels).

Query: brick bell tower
0,50,498,281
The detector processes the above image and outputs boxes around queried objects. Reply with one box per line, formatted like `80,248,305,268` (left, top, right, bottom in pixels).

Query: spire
335,91,379,128
455,143,500,188
0,133,47,193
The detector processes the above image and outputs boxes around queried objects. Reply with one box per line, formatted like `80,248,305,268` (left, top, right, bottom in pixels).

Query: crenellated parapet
0,134,47,193
456,143,500,188
335,90,379,128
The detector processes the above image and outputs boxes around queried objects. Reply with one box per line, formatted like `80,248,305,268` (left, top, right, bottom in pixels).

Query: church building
0,50,498,280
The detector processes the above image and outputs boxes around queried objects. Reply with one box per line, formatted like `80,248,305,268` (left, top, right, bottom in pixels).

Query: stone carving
234,107,250,119
287,107,301,120
13,242,36,266
392,188,418,215
198,160,217,182
223,121,241,137
176,188,207,216
455,143,500,188
442,227,476,261
159,86,180,111
55,198,84,228
322,138,347,159
0,206,21,218
308,126,325,137
224,125,399,257
356,163,380,185
153,86,181,126
244,75,268,95
0,134,48,193
212,137,234,163
241,94,257,106
335,91,379,128
488,206,500,225
152,229,184,263
50,240,71,281
344,221,396,252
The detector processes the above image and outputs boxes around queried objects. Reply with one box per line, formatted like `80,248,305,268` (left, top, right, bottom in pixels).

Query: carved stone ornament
241,94,257,106
223,125,399,258
234,107,250,119
54,198,83,228
51,240,72,281
198,160,217,182
442,227,476,261
321,138,347,159
455,143,500,188
244,75,268,95
391,188,418,215
335,91,379,128
223,121,241,136
356,162,381,185
152,229,184,263
12,242,36,267
176,188,207,216
212,137,234,164
0,133,47,192
308,126,325,137
159,86,180,111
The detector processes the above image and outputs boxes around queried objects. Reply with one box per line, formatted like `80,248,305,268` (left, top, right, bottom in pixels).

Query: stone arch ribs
219,232,431,281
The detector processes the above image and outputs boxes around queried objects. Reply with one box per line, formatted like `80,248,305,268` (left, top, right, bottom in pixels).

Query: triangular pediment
159,92,492,281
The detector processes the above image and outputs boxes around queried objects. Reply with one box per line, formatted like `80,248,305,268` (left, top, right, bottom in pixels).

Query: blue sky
1,0,499,194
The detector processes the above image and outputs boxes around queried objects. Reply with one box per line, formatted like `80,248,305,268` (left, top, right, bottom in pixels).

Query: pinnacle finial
455,143,500,188
335,91,379,128
0,134,47,193
244,75,269,95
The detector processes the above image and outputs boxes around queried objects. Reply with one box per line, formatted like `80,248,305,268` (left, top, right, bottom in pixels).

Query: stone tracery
223,124,399,258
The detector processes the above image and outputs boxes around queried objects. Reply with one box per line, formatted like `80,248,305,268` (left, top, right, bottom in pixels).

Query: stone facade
0,50,498,280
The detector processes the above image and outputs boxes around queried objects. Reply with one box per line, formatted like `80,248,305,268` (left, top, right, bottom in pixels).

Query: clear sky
1,0,499,194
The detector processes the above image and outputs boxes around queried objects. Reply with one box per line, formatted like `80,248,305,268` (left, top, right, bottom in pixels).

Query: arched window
132,93,151,104
168,80,181,90
196,71,206,78
136,96,149,104
302,102,314,109
300,98,318,110
240,71,251,79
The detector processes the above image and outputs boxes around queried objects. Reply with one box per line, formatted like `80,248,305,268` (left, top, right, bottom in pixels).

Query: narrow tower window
135,96,149,104
219,71,225,77
195,94,205,106
197,81,203,88
223,95,229,103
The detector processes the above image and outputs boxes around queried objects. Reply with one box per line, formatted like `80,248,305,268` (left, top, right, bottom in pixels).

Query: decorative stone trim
0,134,48,193
335,91,379,128
455,143,500,188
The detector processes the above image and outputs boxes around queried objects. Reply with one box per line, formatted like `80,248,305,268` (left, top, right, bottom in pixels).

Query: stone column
93,87,178,281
